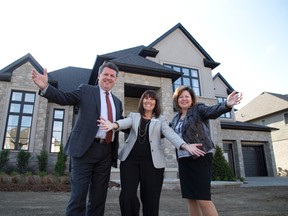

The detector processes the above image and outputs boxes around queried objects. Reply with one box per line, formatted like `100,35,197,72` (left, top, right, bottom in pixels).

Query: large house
0,23,277,179
236,92,288,176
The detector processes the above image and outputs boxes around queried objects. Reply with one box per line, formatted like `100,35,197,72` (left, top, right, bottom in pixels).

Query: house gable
212,72,236,121
0,53,43,82
148,23,220,69
236,92,288,122
146,23,220,98
213,72,234,97
89,46,183,84
88,46,184,97
88,23,221,99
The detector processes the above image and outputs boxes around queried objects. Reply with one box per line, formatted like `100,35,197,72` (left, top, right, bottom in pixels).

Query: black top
126,118,152,161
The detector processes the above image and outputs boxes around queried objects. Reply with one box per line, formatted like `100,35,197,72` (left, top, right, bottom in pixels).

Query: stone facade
0,62,72,173
213,73,277,177
0,23,278,180
221,129,277,177
110,71,180,180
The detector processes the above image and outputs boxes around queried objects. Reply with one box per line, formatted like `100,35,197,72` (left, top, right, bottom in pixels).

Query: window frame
284,113,288,125
50,108,65,153
164,64,201,96
216,97,231,119
2,90,36,151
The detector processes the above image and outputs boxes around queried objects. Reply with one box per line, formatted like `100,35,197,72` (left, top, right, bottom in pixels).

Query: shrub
0,149,10,171
212,145,236,181
55,144,67,176
39,171,48,177
10,171,18,176
37,149,48,173
16,150,31,174
4,165,17,175
25,171,33,176
239,177,245,182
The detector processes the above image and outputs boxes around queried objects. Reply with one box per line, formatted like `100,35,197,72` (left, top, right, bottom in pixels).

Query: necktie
105,91,113,144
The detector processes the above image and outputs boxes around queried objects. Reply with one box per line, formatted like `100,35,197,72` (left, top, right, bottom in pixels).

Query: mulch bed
0,183,71,192
0,174,120,192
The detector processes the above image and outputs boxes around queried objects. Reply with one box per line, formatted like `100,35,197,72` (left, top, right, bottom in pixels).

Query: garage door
242,145,267,177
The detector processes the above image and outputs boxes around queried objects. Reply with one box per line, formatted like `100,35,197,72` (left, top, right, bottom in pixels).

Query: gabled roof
0,53,43,81
0,54,90,93
98,45,159,58
49,67,91,92
236,92,288,122
268,92,288,102
89,23,221,85
89,45,183,85
148,23,220,69
213,72,234,94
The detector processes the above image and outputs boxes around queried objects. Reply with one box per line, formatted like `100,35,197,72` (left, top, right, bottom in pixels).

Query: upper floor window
217,97,231,119
50,109,65,153
3,91,35,151
284,113,288,125
164,64,201,96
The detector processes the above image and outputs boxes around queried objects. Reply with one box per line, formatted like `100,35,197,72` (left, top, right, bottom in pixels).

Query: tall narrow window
50,109,65,153
164,64,201,96
217,97,231,119
284,113,288,125
3,91,35,150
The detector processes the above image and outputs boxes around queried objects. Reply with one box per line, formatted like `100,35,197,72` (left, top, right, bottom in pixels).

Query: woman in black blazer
170,86,242,216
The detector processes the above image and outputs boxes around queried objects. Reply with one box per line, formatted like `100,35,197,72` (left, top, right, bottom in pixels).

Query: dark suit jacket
43,83,123,168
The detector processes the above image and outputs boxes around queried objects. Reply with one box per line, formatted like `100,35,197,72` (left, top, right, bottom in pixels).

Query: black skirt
178,153,213,200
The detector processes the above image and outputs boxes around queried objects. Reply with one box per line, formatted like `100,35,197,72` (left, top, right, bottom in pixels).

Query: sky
1,0,287,109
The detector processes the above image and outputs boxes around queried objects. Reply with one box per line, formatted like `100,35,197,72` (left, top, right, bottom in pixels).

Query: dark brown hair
138,90,161,118
173,86,197,112
98,61,119,77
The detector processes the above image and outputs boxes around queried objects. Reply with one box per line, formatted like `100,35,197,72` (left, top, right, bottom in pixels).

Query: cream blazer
116,112,185,168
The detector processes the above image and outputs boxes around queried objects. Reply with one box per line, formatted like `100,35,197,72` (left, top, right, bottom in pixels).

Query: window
217,97,231,118
3,91,35,150
223,143,235,175
261,119,266,126
164,64,201,96
284,113,288,125
50,109,65,153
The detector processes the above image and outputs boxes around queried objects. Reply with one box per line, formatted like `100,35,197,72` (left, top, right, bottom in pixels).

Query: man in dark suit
32,62,123,216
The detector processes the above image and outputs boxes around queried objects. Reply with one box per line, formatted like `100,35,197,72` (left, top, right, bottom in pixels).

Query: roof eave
148,23,221,67
0,73,12,81
221,121,278,132
115,62,182,82
139,47,159,58
204,59,220,70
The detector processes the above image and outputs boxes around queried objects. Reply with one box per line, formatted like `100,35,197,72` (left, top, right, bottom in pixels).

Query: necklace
137,118,151,144
180,113,186,120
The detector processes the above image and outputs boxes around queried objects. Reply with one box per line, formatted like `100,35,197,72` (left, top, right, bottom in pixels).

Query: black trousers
65,140,112,216
119,160,164,216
